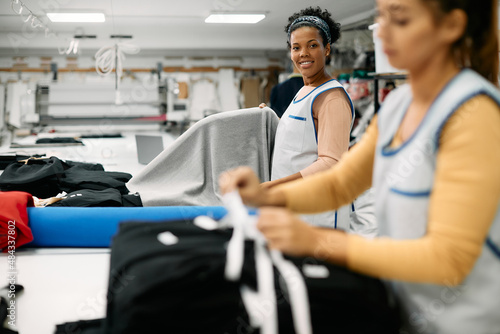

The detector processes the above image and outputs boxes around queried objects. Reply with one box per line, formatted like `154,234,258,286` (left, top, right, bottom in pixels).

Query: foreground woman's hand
219,166,287,208
258,207,349,265
257,207,318,257
219,166,268,207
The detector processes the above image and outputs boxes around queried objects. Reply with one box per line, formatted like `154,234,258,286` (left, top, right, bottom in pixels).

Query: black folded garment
80,133,122,139
0,156,66,198
59,167,132,195
55,319,103,334
35,137,83,144
121,193,142,207
48,188,123,207
0,156,131,198
0,154,45,170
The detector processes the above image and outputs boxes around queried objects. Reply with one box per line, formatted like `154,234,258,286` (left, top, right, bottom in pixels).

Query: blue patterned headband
287,16,332,45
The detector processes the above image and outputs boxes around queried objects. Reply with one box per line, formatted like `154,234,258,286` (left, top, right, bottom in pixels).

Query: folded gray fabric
127,107,279,206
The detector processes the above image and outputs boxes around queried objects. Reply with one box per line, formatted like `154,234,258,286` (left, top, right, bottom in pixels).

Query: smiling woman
284,8,339,87
262,7,357,230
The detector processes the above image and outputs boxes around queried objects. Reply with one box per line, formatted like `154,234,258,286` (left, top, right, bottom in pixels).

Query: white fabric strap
270,250,312,334
240,240,278,334
222,191,255,281
219,191,312,334
195,191,312,334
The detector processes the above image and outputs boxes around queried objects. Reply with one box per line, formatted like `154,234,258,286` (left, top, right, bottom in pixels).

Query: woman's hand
258,207,349,264
219,166,268,207
257,207,318,257
259,103,267,108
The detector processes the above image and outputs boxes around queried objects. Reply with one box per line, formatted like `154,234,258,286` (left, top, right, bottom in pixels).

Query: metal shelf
370,72,408,112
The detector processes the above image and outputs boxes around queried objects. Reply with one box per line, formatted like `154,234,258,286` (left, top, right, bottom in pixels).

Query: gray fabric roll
128,107,279,206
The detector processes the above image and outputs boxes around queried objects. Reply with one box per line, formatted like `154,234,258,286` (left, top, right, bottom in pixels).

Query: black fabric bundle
47,189,143,207
0,156,132,199
35,137,83,145
55,220,399,333
0,154,45,171
48,189,123,207
101,220,398,334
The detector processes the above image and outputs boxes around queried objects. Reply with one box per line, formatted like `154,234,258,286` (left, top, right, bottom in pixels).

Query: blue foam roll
26,206,227,248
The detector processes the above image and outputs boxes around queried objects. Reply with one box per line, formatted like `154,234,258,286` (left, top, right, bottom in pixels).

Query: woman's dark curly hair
285,6,341,49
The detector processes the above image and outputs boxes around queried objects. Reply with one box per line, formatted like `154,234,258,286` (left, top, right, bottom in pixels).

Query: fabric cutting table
2,206,228,334
0,131,185,334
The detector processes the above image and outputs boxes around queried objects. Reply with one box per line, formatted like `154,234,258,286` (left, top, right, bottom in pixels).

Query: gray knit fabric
127,107,279,206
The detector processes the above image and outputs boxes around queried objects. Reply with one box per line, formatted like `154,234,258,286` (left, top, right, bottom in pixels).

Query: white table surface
1,131,177,176
1,249,110,334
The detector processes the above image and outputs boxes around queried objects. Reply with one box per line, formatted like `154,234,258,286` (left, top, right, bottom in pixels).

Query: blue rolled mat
26,206,227,247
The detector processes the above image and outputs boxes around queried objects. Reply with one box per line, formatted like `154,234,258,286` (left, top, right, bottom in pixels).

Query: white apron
271,79,354,229
374,69,500,334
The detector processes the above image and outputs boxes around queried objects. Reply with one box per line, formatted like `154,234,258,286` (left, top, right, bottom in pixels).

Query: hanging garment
263,71,279,107
0,191,34,251
271,79,354,230
218,68,240,111
189,79,220,121
374,69,500,333
127,107,279,206
241,77,262,108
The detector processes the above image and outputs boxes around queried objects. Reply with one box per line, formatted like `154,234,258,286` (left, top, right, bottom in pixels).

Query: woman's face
290,26,330,79
376,0,453,72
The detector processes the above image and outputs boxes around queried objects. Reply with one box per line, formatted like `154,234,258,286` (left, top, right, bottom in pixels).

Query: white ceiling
0,0,376,57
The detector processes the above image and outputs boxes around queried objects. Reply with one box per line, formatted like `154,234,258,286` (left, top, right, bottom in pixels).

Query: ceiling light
205,14,265,24
47,13,105,23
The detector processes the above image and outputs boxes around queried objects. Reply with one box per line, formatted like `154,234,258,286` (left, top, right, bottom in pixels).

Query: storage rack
371,72,407,111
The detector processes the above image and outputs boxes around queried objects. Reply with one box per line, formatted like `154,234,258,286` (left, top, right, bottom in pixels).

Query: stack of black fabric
55,220,400,334
0,156,141,207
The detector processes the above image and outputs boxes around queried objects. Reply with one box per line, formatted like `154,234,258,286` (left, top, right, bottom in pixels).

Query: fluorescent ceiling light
47,13,105,23
205,14,265,24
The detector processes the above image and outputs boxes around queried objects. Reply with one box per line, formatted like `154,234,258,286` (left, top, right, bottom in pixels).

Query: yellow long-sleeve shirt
272,95,500,284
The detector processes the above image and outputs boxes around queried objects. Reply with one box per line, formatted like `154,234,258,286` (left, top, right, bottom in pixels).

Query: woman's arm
261,172,302,189
254,117,377,265
262,89,352,189
271,112,377,213
343,96,500,284
300,89,352,177
261,96,500,286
